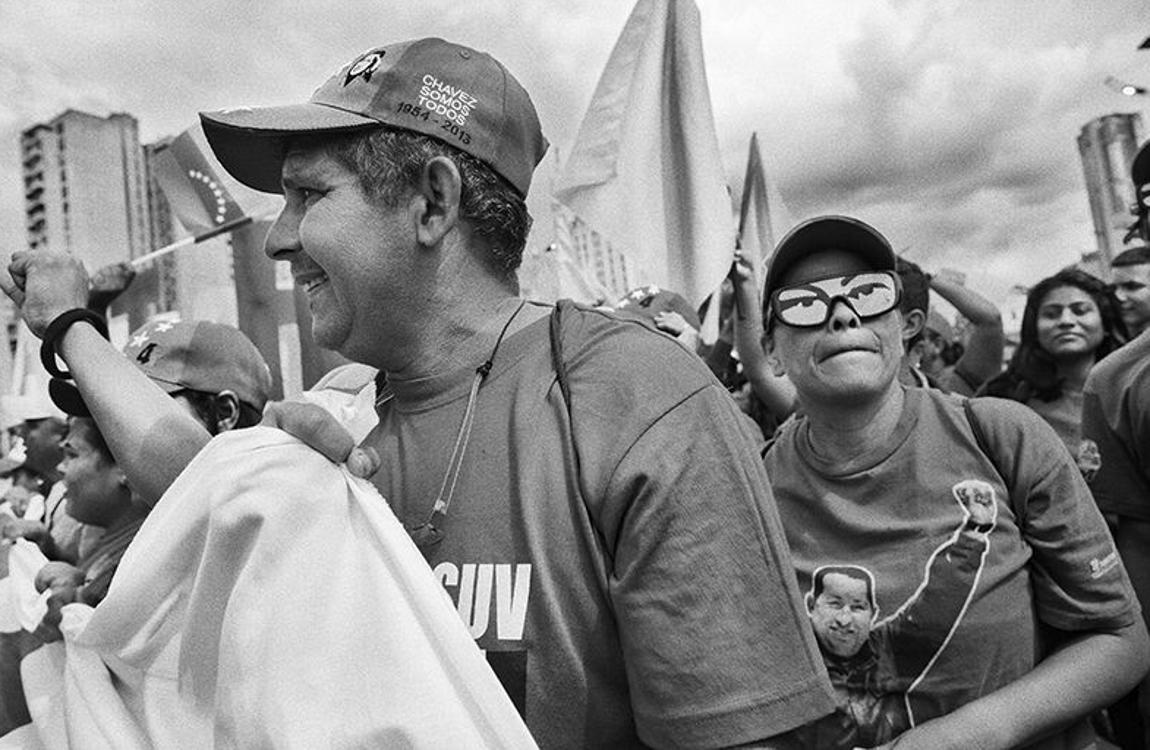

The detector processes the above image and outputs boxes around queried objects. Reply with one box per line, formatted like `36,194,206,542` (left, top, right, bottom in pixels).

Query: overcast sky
3,0,1149,308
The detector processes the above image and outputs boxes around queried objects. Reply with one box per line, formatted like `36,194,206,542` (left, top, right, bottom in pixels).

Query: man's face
264,145,417,364
20,418,64,479
1112,263,1150,335
808,571,874,658
766,250,904,406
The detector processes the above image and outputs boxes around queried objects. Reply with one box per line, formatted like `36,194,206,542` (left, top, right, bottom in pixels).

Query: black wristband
39,309,109,380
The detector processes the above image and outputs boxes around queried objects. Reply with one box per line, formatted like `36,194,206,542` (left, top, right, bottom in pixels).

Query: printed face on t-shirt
808,571,875,658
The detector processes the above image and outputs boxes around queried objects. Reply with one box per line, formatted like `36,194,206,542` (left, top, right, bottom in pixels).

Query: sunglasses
769,271,901,328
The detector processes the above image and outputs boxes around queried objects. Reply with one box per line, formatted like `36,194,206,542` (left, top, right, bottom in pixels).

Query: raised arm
2,250,211,505
873,621,1148,749
729,251,797,421
929,273,1004,391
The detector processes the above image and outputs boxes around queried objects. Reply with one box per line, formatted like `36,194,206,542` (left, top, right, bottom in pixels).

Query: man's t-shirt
1082,330,1150,521
765,388,1137,749
360,301,835,750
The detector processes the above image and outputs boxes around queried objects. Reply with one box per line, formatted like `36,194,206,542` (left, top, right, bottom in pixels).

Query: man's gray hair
303,128,532,282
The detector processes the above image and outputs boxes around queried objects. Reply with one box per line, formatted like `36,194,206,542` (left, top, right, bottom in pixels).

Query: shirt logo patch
1089,551,1119,579
1077,439,1101,482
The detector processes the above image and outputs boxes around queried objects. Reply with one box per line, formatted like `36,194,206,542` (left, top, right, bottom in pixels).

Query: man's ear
215,391,241,433
763,331,786,377
413,156,462,248
901,308,926,342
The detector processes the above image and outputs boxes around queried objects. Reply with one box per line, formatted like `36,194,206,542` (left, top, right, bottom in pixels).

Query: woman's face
1035,285,1105,360
58,421,124,526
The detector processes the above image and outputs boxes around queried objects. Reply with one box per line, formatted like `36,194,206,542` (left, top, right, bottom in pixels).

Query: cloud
1,0,1147,313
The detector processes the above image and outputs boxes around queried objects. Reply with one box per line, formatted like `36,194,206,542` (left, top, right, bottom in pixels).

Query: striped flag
553,0,734,308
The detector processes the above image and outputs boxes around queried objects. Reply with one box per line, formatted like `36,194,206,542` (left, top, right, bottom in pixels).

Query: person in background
32,416,147,642
978,268,1127,466
896,256,1004,395
1082,324,1150,750
612,284,702,353
1111,245,1150,338
759,215,1147,749
0,318,271,734
0,460,47,525
0,402,70,734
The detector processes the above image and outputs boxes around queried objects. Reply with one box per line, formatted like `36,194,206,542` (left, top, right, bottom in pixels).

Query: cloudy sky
3,0,1149,309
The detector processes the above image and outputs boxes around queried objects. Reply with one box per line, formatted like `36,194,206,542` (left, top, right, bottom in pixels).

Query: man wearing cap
0,319,270,734
5,38,834,748
48,318,271,438
759,215,1147,748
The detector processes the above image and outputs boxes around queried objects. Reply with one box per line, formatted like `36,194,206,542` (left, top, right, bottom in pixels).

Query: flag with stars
150,127,247,235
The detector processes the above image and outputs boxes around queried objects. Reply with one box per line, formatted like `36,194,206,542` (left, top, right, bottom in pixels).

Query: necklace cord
429,299,528,516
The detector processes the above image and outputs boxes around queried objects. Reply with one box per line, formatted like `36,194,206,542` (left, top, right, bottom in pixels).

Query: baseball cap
49,320,273,418
199,37,548,197
763,216,896,301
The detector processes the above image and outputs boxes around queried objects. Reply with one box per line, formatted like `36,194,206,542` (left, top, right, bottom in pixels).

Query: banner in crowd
553,0,734,308
737,133,775,289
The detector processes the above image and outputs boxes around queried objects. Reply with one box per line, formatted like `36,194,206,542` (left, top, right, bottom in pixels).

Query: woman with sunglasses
978,269,1127,468
759,216,1147,749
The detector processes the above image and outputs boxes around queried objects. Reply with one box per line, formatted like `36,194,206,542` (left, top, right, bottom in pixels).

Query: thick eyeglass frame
768,270,902,329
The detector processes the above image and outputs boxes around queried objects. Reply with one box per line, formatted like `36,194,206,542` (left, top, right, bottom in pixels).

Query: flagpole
129,214,264,268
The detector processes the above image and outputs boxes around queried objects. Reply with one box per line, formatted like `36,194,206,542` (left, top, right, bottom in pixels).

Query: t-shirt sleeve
601,385,835,748
974,398,1139,632
1082,366,1150,521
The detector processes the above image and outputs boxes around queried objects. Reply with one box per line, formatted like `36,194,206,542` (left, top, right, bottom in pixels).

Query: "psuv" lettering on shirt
434,562,532,640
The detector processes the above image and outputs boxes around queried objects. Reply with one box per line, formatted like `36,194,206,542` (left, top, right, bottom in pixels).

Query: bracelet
39,309,109,380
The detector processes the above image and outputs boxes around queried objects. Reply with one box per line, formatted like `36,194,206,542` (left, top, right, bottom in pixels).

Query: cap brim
765,216,895,298
49,374,193,420
200,103,382,193
48,379,90,418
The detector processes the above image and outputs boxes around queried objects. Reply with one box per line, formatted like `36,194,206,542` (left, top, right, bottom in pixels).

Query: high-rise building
21,109,150,270
1078,113,1144,271
553,202,630,301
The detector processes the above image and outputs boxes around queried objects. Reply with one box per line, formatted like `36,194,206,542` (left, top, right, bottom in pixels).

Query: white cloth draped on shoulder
5,416,536,749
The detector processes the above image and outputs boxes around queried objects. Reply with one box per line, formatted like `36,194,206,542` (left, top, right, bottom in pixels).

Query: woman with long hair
979,268,1127,461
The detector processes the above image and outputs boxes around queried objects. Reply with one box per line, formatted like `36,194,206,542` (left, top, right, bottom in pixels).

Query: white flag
553,0,734,308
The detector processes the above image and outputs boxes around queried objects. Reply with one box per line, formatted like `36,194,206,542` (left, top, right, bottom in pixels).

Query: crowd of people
0,33,1144,750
